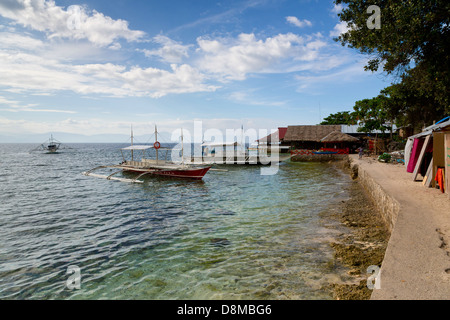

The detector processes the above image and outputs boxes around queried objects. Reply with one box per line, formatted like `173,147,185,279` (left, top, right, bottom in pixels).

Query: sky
0,0,394,142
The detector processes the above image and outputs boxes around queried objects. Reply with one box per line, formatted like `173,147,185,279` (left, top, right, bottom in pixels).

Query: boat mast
241,124,244,155
155,125,158,163
131,125,134,161
181,128,184,165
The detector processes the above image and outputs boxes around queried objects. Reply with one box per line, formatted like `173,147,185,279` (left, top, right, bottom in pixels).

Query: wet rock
331,280,371,300
350,164,358,180
212,210,236,216
328,180,389,300
209,238,231,247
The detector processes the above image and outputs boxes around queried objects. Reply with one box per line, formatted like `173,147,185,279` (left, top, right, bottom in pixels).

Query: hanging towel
407,138,424,173
404,138,413,167
435,168,445,193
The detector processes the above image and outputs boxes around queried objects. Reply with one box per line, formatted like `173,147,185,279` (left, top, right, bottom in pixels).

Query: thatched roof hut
258,127,287,143
320,131,359,143
283,125,341,142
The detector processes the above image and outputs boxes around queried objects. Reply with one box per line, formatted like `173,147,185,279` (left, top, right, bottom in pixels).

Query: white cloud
0,3,218,99
330,21,350,37
108,42,121,50
331,3,344,15
0,116,128,135
0,1,357,103
0,116,281,138
229,90,287,107
0,31,44,50
116,64,219,98
294,61,368,92
196,32,327,80
0,0,145,47
0,94,76,113
0,21,350,100
286,16,312,28
0,49,218,98
0,95,21,108
140,35,192,64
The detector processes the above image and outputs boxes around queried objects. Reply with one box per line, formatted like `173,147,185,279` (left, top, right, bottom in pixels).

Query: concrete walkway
349,155,450,300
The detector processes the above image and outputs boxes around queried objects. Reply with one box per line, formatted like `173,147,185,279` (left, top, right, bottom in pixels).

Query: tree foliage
334,0,450,129
380,81,447,130
322,95,394,134
320,111,355,125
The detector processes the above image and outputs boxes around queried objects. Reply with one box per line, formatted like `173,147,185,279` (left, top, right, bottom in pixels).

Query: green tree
352,96,390,134
320,111,356,125
380,81,446,131
334,0,450,121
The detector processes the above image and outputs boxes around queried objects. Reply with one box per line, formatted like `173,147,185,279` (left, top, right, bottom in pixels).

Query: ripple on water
0,144,352,299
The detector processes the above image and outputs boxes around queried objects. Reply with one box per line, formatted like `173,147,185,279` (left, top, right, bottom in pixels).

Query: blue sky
0,0,393,141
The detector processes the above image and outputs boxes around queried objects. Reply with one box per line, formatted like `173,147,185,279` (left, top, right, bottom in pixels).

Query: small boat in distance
83,126,211,183
313,150,338,155
31,135,65,154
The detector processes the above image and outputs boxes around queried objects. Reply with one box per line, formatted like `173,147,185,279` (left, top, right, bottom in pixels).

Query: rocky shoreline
328,160,390,300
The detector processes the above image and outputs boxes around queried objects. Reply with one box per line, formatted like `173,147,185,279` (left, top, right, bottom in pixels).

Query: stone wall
348,159,400,233
291,154,348,162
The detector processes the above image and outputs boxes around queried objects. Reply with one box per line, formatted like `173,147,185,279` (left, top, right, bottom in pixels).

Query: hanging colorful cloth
407,138,424,173
435,168,445,193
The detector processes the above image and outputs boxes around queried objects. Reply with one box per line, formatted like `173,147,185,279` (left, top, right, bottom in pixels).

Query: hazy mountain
0,131,174,144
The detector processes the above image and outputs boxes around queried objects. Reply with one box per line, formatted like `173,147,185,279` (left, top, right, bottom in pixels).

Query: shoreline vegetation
327,160,390,300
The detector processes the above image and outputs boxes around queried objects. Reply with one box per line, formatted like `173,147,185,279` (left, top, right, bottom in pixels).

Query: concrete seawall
349,159,400,233
347,155,450,300
292,154,348,162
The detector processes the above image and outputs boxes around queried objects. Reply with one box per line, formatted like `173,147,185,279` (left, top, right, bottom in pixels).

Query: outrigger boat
83,126,211,183
313,150,338,155
31,134,69,153
189,141,292,165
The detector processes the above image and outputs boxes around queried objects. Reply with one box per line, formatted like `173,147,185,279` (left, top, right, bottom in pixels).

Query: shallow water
0,143,351,299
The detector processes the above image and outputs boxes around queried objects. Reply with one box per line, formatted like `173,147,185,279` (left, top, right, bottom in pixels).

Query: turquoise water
0,144,351,299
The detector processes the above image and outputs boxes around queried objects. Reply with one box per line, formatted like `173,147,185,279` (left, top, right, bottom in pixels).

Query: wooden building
256,127,290,153
320,131,359,153
283,125,359,157
405,118,450,198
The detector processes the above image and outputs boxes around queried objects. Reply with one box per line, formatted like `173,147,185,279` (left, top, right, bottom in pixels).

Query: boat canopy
257,145,290,149
121,145,174,151
121,145,153,150
201,142,240,147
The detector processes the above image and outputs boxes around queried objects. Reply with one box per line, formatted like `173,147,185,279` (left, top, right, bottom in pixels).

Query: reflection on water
0,143,351,299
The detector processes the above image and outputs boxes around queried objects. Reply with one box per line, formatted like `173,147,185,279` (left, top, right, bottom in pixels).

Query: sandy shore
348,155,450,300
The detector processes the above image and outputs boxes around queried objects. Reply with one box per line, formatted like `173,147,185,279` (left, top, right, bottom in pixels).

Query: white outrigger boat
188,141,292,165
30,134,71,153
83,127,211,183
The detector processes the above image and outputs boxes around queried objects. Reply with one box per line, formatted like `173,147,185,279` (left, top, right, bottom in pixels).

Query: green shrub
378,153,391,162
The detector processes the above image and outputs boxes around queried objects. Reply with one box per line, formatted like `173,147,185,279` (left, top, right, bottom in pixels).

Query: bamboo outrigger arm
82,165,146,184
83,165,110,175
107,170,123,180
132,171,155,183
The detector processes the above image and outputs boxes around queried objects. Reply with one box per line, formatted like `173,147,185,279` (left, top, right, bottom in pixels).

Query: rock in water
209,238,231,247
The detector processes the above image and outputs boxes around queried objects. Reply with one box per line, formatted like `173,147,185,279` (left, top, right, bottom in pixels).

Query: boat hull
123,166,211,180
190,155,292,165
313,151,338,155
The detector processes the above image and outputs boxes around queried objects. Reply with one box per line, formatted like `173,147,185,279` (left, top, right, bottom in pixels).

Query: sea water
0,143,351,299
